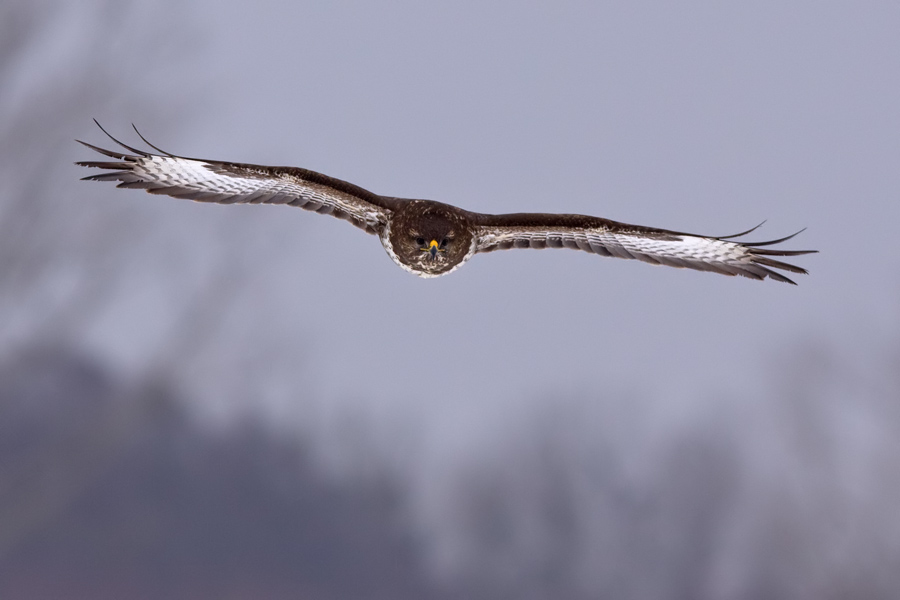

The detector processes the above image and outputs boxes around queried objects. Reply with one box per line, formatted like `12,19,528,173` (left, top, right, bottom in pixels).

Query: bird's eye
439,238,449,249
415,237,426,246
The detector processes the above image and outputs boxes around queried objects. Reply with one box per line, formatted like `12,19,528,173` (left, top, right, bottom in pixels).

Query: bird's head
385,201,474,277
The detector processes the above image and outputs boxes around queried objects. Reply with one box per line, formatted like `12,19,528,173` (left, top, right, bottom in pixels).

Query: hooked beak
428,239,439,260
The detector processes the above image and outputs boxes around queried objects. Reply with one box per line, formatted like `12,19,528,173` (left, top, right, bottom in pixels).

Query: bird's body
77,123,815,283
381,200,478,278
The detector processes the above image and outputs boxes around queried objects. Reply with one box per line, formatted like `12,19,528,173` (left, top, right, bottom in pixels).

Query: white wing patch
147,155,385,225
475,224,812,283
147,156,289,196
78,136,390,234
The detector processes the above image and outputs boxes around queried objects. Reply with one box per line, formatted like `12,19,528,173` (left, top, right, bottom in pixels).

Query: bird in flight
77,122,815,283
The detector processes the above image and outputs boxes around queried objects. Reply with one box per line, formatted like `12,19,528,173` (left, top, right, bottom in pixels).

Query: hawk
77,122,816,283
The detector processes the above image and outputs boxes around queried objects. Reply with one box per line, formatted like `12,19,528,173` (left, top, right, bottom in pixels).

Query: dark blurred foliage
0,346,438,600
2,341,898,599
434,341,900,600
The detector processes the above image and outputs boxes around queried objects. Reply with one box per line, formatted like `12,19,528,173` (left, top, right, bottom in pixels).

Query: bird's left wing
472,213,816,284
77,122,399,235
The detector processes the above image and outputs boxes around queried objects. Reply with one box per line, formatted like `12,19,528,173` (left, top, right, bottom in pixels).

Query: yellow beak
429,239,439,259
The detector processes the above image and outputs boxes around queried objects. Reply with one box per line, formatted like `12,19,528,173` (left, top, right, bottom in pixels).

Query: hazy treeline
2,339,898,599
0,347,442,599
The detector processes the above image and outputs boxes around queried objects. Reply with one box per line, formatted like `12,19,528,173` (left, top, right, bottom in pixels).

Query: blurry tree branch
0,1,241,381
0,1,156,344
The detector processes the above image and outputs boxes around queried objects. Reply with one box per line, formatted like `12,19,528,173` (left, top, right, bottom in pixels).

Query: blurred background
2,1,899,598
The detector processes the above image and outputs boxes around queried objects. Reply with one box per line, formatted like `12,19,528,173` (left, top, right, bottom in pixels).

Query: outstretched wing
76,122,399,235
473,213,816,284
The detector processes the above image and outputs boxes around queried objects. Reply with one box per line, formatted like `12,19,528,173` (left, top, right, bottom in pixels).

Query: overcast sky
5,0,898,457
4,1,900,593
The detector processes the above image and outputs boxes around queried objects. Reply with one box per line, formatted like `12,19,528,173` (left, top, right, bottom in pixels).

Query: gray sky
3,0,892,436
4,0,900,593
90,2,896,410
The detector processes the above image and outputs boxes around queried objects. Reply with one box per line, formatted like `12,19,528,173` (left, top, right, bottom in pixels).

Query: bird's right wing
77,121,400,235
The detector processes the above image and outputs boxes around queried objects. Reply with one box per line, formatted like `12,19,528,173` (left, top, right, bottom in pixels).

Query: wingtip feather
132,122,175,156
91,120,150,157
